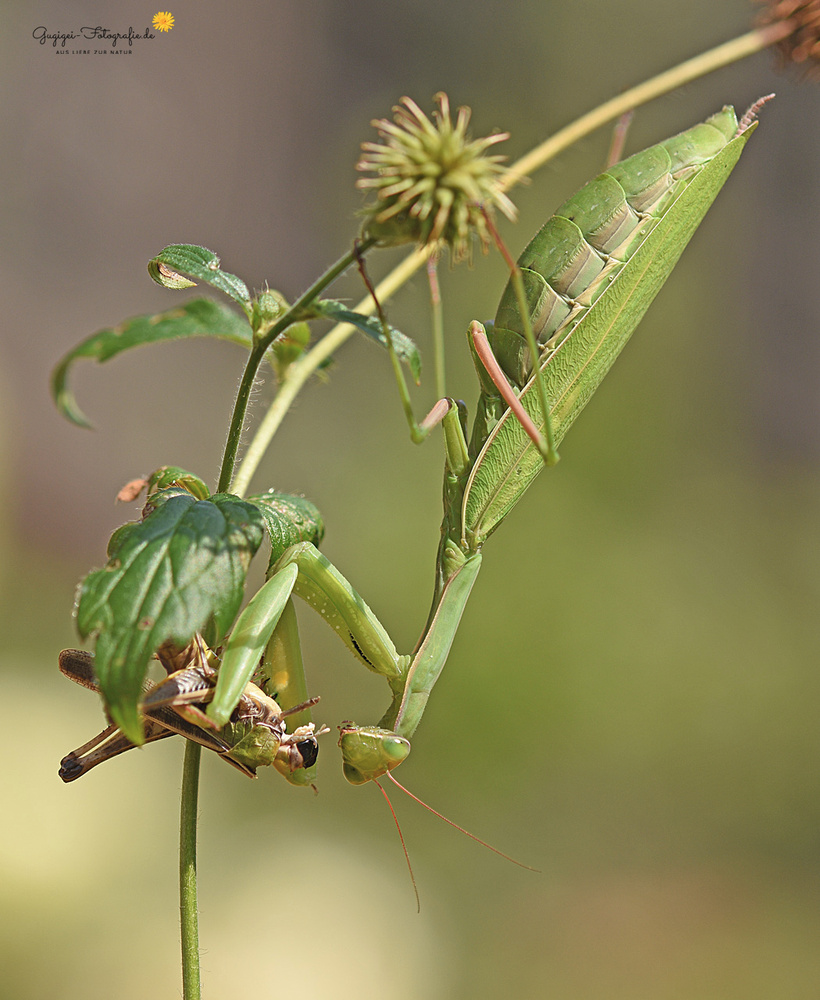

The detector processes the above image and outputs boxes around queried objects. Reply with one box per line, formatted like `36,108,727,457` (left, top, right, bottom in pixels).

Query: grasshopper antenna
385,771,539,872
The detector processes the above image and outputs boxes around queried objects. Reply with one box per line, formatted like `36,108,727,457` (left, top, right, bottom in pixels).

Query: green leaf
246,490,325,571
76,489,264,742
147,466,210,500
313,299,422,384
147,244,252,312
51,298,253,427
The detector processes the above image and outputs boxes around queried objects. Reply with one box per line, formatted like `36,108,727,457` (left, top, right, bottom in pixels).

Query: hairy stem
217,342,268,494
179,741,202,1000
217,238,377,494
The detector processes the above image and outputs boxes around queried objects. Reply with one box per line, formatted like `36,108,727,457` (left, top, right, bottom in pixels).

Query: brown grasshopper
58,637,327,783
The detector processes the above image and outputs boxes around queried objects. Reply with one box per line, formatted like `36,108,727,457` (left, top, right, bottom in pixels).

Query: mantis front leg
203,541,408,727
337,547,482,784
216,535,480,784
205,541,412,770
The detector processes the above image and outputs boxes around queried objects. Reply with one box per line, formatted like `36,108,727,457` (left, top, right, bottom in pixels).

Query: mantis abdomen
489,107,739,390
463,106,755,545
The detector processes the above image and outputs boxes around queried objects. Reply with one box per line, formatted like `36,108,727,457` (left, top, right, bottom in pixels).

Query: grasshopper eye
293,738,318,769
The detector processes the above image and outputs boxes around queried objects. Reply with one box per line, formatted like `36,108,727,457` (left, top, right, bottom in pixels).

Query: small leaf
76,489,264,742
313,299,422,384
246,490,325,571
150,262,196,290
147,466,210,500
147,245,251,312
52,298,253,427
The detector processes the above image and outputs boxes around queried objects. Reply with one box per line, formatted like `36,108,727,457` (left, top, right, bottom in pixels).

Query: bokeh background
2,1,819,997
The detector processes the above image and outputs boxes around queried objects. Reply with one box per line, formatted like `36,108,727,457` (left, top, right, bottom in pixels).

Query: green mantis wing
461,107,756,550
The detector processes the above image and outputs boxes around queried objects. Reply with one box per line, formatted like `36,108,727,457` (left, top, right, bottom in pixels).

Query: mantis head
337,723,411,784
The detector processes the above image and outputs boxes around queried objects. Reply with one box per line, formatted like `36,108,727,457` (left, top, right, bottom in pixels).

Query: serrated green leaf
147,244,252,312
313,299,422,384
76,489,264,742
246,491,325,571
52,298,254,427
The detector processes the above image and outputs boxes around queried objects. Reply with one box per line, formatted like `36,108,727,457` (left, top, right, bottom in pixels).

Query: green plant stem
179,741,202,1000
217,342,268,494
427,255,446,400
230,22,789,496
231,248,428,497
216,237,377,494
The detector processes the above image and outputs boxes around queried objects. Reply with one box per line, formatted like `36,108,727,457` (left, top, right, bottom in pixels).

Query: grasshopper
59,637,326,784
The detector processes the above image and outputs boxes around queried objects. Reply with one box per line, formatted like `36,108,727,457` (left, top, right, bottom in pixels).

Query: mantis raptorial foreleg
204,541,411,731
215,511,482,782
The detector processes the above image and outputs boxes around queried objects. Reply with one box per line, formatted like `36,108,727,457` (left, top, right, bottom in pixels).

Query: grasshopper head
273,723,328,785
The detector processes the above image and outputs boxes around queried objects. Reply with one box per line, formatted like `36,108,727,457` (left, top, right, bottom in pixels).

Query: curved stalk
498,23,791,191
231,23,790,497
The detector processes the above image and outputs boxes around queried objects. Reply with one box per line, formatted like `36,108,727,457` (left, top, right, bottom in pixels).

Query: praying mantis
57,104,760,790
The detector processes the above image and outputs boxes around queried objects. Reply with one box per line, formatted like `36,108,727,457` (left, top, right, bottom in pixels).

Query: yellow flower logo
152,11,175,32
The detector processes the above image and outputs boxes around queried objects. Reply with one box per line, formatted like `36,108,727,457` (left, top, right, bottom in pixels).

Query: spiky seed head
356,93,517,262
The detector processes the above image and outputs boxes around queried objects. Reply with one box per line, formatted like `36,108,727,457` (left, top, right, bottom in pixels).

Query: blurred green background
2,1,820,997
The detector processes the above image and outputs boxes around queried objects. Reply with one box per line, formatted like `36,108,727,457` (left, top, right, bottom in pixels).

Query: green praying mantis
57,103,761,794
